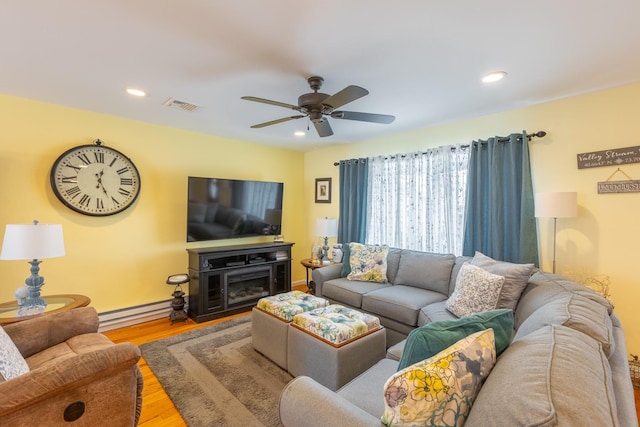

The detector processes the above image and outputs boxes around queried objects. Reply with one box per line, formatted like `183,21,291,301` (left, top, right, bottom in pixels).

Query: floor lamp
534,192,577,273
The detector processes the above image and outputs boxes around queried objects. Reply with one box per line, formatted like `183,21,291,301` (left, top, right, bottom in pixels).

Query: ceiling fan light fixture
241,76,395,137
294,131,305,137
126,87,146,97
482,71,507,84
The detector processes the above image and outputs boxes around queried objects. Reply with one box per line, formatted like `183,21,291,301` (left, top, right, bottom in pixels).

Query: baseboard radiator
98,299,181,332
97,280,306,332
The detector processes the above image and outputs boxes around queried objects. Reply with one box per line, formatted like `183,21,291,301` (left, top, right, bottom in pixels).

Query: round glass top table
0,294,91,325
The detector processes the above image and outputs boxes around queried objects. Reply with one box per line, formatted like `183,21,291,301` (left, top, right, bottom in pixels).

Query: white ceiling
2,0,640,152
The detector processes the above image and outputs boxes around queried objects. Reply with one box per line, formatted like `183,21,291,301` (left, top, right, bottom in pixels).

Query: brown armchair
0,307,143,426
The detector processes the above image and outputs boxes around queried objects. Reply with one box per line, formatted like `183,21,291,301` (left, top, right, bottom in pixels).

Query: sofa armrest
279,376,382,427
312,263,343,297
0,341,141,416
3,307,99,358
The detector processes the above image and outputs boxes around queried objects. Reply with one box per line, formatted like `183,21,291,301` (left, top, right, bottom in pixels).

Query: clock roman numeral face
50,144,141,216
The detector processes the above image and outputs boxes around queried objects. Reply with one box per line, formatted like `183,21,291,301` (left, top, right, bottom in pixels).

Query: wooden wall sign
577,145,640,169
597,180,640,194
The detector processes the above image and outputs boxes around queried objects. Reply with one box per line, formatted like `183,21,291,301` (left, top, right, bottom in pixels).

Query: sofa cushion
515,271,614,329
362,285,447,327
445,263,505,318
347,243,390,283
465,325,619,427
397,308,514,370
448,255,473,295
514,293,614,356
384,248,402,284
393,250,455,294
470,251,534,311
418,300,458,325
381,328,496,427
323,278,391,308
26,333,114,371
0,326,29,381
337,358,400,418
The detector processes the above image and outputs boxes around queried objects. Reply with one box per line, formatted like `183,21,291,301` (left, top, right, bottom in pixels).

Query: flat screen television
186,176,284,242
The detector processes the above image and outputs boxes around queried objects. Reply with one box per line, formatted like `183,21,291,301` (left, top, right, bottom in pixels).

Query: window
365,145,469,255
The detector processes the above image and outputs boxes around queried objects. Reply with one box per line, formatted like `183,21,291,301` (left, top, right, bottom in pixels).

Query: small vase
311,244,321,263
332,244,344,263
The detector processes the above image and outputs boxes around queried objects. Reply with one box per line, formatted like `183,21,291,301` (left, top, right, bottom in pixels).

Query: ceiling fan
241,76,395,137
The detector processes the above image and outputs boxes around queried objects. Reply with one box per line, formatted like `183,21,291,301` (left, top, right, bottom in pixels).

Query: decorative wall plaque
577,145,640,169
597,168,640,193
597,180,640,194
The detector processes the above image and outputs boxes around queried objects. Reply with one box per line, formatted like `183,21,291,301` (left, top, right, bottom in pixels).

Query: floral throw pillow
445,263,505,318
346,243,390,283
381,328,496,427
0,326,29,381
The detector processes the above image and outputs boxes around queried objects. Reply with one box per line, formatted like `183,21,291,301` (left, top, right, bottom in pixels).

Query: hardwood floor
104,288,640,426
102,283,307,427
104,309,251,426
636,388,640,424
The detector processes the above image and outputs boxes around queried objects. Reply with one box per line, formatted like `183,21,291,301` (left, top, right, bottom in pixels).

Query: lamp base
16,259,48,316
17,304,46,317
321,236,330,264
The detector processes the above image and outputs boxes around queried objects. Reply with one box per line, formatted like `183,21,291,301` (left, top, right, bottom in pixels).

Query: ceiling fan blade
313,119,334,137
241,96,301,111
250,115,305,128
322,85,369,109
331,111,395,124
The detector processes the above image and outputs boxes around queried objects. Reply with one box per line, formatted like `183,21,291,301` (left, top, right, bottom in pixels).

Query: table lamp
0,220,65,315
534,192,577,273
315,218,337,264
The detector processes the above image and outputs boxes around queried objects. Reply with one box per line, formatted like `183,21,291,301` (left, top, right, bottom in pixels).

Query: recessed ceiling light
482,71,507,84
126,88,146,97
294,131,305,137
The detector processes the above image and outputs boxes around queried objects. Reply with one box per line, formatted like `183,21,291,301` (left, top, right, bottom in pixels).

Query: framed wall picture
315,178,332,203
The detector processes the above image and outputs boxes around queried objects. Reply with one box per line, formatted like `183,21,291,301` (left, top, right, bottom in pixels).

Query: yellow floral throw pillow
381,328,496,427
347,243,389,283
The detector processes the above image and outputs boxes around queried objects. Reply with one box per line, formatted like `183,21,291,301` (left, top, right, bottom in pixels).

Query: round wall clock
50,139,141,216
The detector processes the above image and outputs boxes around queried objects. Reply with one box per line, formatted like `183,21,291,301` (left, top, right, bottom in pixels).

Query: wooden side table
0,294,91,325
300,258,330,294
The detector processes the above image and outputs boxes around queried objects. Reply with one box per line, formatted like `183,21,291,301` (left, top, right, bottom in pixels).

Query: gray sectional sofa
279,248,638,426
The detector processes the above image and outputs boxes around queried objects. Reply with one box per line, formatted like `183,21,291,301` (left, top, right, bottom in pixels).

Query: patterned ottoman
287,304,386,391
252,290,329,369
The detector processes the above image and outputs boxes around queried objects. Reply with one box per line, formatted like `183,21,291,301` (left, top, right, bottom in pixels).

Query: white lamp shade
0,223,65,260
535,192,578,218
315,218,338,237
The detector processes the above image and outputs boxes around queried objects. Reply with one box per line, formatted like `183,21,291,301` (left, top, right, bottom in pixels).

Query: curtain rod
333,131,546,166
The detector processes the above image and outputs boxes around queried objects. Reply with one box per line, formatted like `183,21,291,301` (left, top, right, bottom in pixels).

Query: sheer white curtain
365,145,469,255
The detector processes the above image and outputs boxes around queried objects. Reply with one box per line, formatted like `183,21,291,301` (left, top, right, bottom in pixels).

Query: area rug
140,315,293,427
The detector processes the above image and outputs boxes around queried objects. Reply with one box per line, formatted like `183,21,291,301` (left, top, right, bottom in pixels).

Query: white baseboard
98,299,183,332
98,283,305,332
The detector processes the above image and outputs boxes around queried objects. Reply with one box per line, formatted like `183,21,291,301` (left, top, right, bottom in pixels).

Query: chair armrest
312,263,343,297
3,307,100,358
0,341,140,416
279,376,382,427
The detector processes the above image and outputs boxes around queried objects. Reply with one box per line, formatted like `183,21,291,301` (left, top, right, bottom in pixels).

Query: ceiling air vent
162,97,199,112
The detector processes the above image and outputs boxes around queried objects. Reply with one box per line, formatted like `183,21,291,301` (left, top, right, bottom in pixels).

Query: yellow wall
0,94,307,313
3,84,639,353
305,82,640,353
